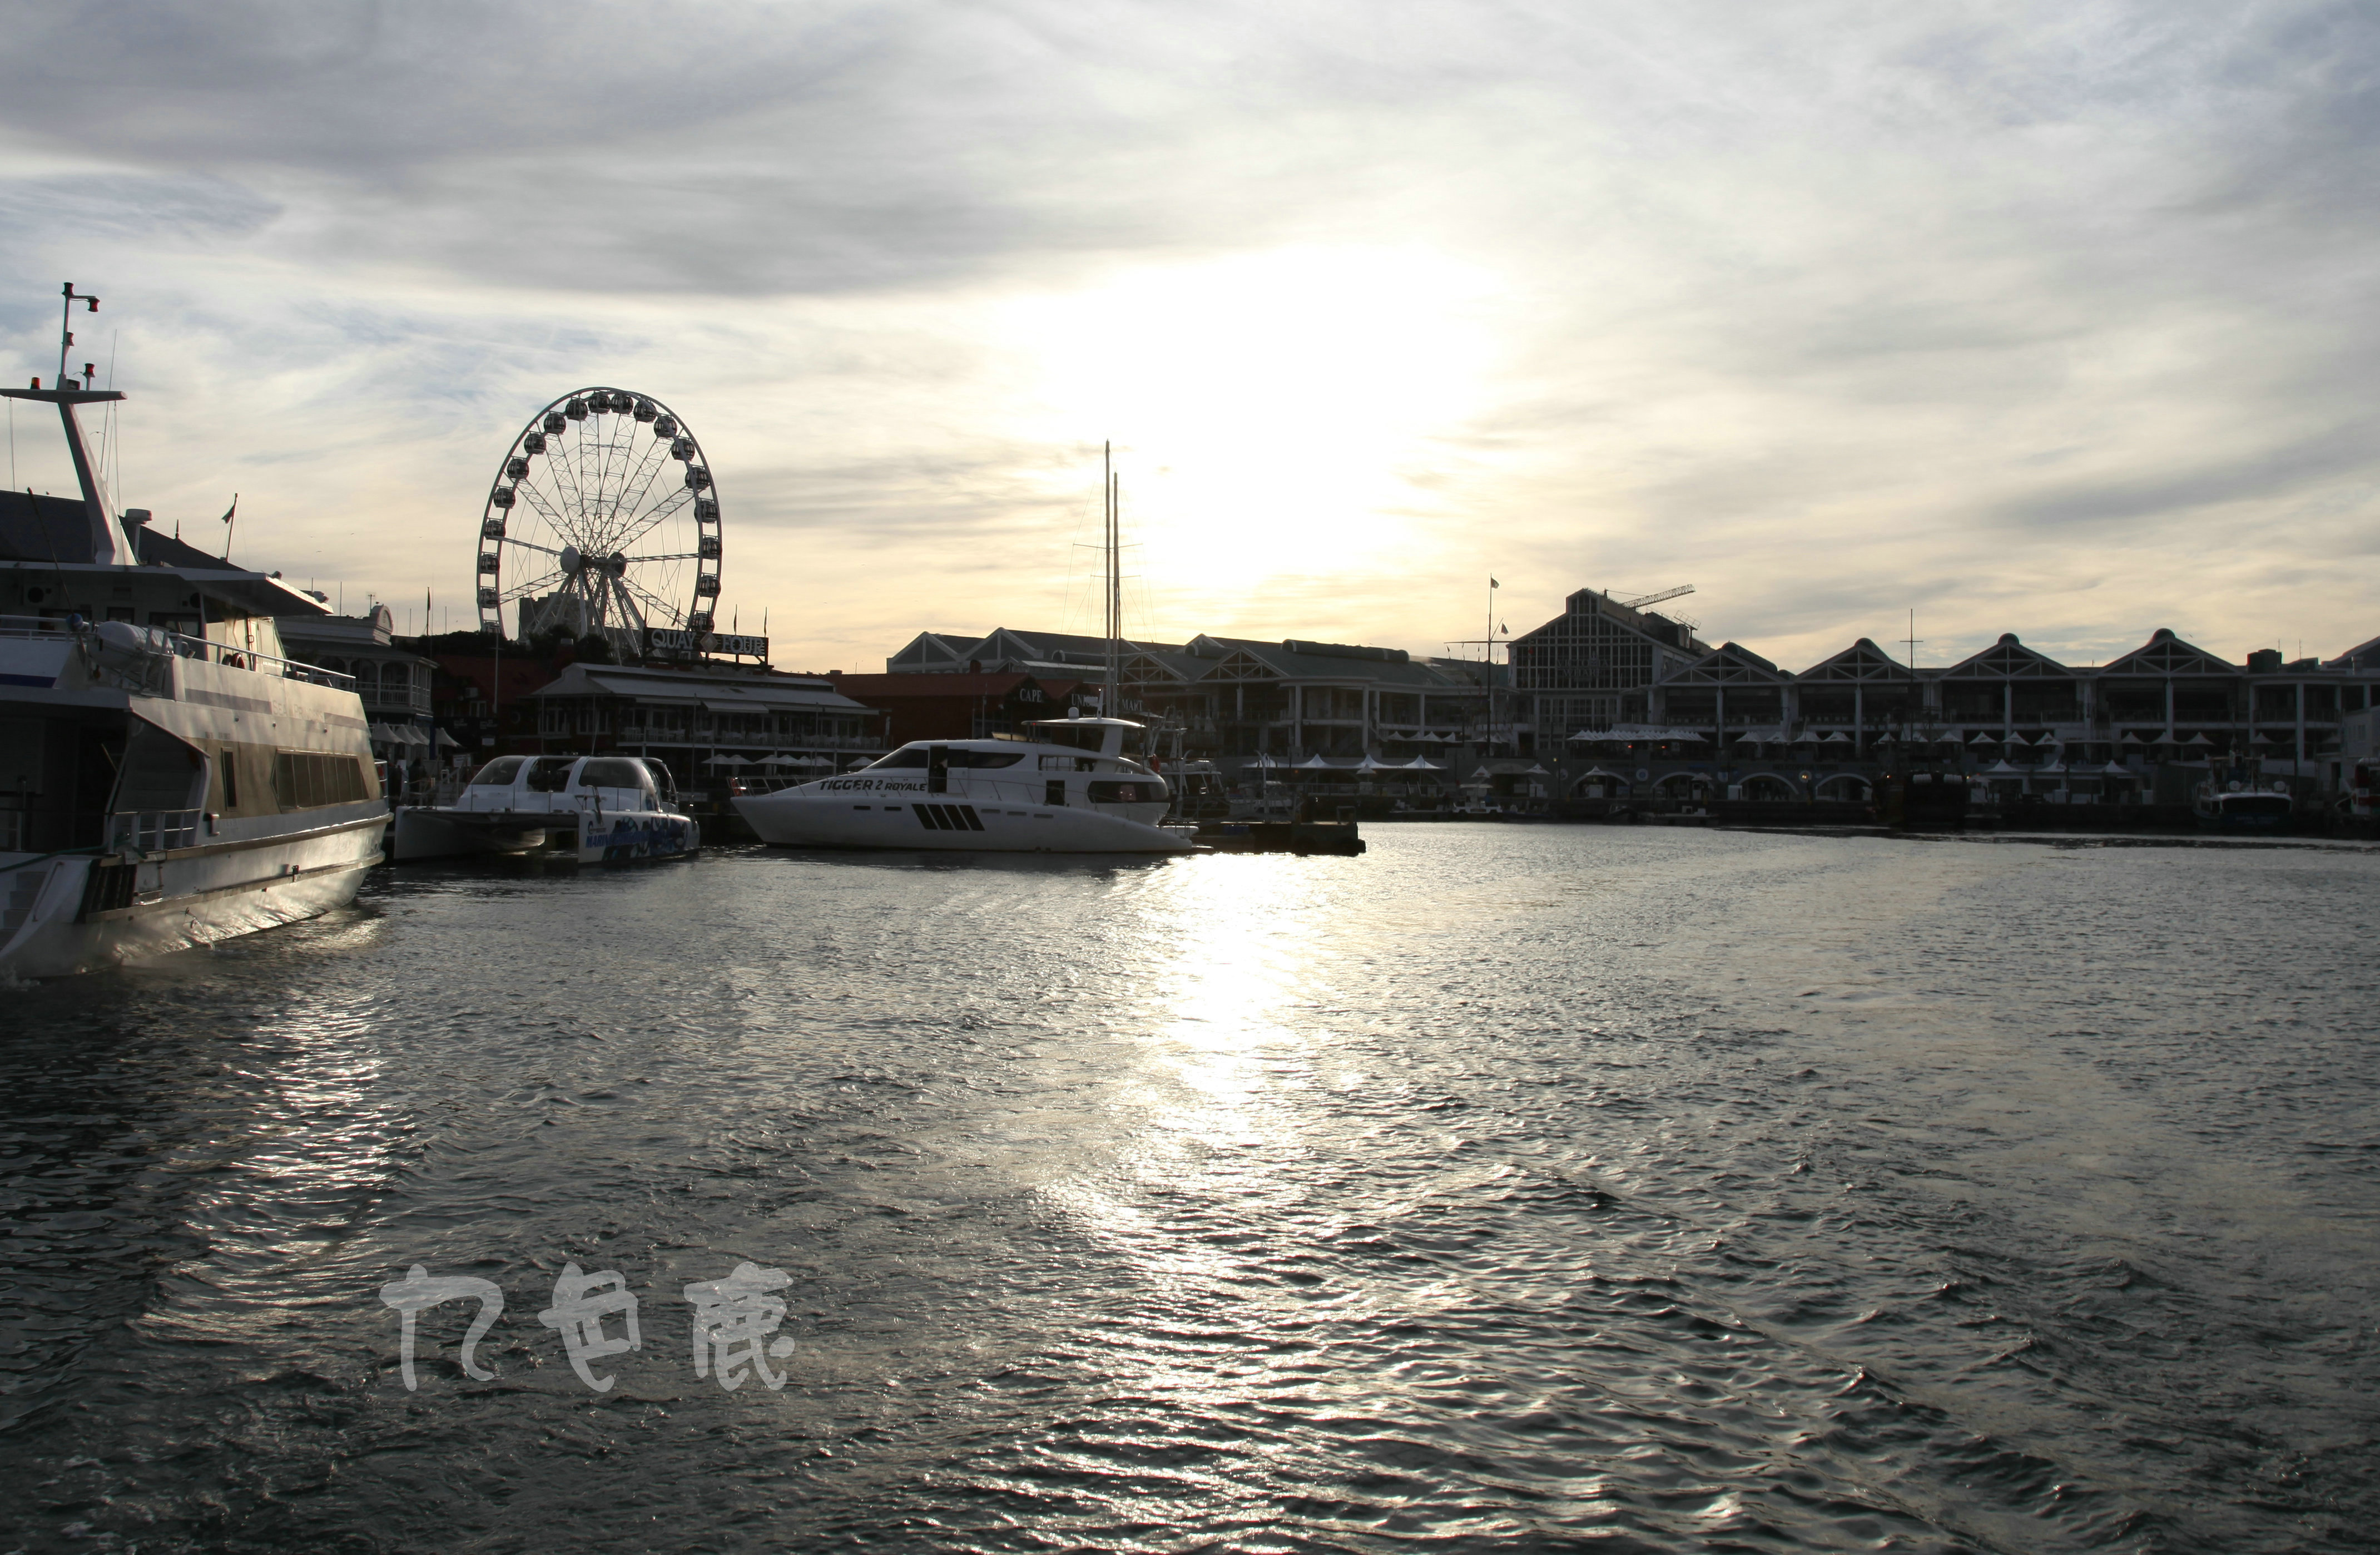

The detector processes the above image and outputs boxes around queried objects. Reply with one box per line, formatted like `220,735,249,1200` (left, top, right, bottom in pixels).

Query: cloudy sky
3,0,2374,672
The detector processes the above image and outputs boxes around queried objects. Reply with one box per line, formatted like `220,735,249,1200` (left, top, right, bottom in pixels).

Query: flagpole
1486,574,1499,754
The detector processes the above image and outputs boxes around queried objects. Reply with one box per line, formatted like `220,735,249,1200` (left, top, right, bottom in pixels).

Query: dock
1193,820,1366,855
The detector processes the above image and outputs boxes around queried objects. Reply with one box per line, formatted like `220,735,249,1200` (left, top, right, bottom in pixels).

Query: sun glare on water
1001,247,1501,611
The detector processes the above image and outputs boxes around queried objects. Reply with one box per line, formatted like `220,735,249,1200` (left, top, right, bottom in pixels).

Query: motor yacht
733,714,1194,853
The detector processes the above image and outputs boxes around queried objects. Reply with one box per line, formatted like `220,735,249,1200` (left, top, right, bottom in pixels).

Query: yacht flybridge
733,714,1194,853
1,289,383,974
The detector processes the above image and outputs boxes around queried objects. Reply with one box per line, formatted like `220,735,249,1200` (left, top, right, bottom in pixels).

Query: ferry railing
109,809,202,854
0,613,77,640
0,615,357,692
158,628,357,691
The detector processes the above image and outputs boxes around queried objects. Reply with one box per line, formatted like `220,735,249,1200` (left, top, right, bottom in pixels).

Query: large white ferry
733,714,1194,853
1,297,383,974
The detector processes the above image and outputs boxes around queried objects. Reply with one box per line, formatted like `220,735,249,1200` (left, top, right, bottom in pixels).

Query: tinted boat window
956,750,1024,769
578,757,651,790
467,756,526,787
1088,780,1158,803
524,756,578,791
867,747,929,769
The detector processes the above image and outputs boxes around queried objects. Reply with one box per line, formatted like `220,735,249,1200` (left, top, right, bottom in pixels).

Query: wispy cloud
0,0,2373,669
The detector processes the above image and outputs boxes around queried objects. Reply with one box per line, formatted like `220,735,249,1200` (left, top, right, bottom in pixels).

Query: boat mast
0,284,125,568
1103,441,1120,718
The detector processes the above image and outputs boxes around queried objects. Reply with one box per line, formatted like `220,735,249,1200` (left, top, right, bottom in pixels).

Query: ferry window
468,757,526,787
955,750,1024,769
1088,780,1154,804
1045,780,1066,806
216,747,239,810
866,746,930,769
272,751,369,810
639,759,677,800
577,758,650,790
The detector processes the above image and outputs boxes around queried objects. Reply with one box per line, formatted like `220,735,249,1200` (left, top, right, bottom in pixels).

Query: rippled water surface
1,828,2375,1553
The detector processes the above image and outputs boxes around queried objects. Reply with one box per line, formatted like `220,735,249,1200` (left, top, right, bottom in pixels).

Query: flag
220,494,237,524
1490,577,1499,587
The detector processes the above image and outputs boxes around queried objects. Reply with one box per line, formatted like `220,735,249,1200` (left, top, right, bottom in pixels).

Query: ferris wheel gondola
473,387,722,652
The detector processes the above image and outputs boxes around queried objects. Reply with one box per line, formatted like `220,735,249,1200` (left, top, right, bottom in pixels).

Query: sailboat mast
1103,442,1120,717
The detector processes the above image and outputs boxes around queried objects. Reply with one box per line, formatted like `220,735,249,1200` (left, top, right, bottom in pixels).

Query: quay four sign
646,627,768,658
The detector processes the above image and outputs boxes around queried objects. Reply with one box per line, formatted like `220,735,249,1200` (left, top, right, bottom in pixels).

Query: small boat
394,754,699,862
2194,779,2292,832
733,714,1194,853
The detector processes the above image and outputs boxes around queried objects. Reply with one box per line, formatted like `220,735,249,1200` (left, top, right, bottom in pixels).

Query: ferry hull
735,791,1195,854
0,816,383,978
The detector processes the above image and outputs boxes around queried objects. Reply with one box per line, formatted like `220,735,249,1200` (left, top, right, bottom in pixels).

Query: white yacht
394,753,698,862
1,306,383,975
733,714,1195,853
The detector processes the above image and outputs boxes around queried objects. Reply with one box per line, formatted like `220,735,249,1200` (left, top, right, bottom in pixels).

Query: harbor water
1,828,2373,1553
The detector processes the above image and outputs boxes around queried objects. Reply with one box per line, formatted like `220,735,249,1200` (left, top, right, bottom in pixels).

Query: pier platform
1193,820,1366,856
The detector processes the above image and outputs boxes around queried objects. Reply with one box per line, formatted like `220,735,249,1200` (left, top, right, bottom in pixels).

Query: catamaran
394,752,699,861
1,288,383,975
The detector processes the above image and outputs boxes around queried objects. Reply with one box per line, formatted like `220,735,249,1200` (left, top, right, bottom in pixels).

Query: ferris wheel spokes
474,386,724,651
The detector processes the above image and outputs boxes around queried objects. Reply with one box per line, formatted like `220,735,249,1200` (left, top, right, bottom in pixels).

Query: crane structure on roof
1616,584,1694,611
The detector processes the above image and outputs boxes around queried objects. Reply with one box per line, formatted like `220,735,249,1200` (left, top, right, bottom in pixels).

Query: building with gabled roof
1509,587,1709,740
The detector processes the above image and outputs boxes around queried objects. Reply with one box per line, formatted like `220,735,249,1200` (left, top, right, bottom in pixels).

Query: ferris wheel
474,387,722,650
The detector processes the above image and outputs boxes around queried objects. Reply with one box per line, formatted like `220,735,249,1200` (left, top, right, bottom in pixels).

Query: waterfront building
523,661,883,781
826,671,1092,745
1536,617,2380,805
882,626,1496,770
1509,588,1711,738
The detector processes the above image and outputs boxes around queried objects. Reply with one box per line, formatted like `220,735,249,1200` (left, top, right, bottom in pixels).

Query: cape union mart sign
647,628,768,658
